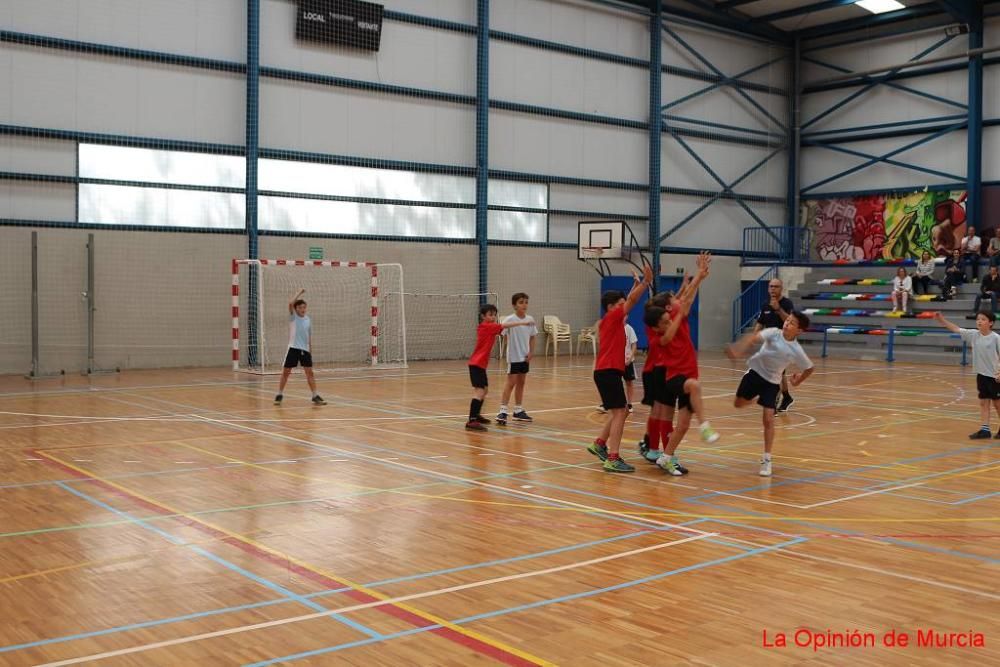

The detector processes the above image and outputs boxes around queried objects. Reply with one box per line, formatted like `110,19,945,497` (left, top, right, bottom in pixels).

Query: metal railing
820,328,968,365
731,264,778,341
742,226,813,263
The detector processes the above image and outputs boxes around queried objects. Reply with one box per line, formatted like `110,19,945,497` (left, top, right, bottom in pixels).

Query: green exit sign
309,246,324,260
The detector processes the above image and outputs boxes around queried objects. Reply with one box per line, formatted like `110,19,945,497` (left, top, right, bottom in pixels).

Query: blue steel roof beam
662,56,788,111
807,142,964,181
800,122,964,192
801,120,967,144
665,114,782,138
663,23,788,131
663,123,782,148
801,55,967,109
716,0,765,8
801,35,957,130
753,0,859,23
662,5,789,43
801,114,968,138
935,0,977,23
796,2,945,39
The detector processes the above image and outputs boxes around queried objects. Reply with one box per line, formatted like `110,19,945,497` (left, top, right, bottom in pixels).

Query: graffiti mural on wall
803,190,969,260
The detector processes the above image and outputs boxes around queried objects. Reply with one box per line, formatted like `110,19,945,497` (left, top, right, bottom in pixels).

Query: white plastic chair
576,327,597,356
543,316,573,356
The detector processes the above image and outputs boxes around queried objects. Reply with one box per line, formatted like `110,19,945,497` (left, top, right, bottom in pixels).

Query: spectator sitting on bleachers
974,265,1000,315
988,228,1000,267
912,250,939,295
943,248,965,300
891,267,912,314
961,226,982,282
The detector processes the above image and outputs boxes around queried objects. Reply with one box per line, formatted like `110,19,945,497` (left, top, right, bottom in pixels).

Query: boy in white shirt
497,293,538,425
274,289,326,406
726,312,814,476
935,311,1000,439
624,322,638,412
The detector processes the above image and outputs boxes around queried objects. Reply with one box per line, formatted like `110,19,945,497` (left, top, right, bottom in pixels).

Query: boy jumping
587,264,653,472
497,293,538,425
466,303,534,431
725,311,814,476
274,289,326,406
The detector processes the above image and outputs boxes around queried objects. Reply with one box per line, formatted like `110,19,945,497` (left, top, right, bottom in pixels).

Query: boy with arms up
274,289,326,406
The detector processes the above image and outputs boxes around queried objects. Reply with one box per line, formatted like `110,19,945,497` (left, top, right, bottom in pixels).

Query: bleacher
786,262,980,364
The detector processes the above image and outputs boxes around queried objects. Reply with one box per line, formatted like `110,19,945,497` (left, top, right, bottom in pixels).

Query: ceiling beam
663,5,789,43
935,0,976,23
753,0,857,23
715,0,762,8
795,2,944,39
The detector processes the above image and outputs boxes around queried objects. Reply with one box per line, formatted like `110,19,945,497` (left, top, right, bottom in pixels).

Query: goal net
233,259,406,374
387,292,498,361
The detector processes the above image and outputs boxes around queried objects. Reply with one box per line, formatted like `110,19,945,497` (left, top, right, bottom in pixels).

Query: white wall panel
0,45,245,144
663,73,787,134
490,112,647,182
663,23,786,85
662,197,784,251
385,0,474,23
260,80,474,165
548,184,647,216
0,137,76,175
262,0,475,96
0,0,245,61
491,41,647,121
662,137,786,197
802,30,967,85
0,182,75,220
984,127,1000,182
491,0,648,60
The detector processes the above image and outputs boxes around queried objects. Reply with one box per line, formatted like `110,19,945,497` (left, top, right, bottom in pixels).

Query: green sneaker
657,455,684,476
587,442,609,461
700,423,720,443
603,457,635,473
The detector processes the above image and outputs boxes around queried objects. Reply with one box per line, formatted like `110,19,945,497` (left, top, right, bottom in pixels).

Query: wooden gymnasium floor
0,353,997,666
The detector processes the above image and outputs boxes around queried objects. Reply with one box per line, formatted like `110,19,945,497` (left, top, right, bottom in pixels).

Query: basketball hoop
580,246,605,259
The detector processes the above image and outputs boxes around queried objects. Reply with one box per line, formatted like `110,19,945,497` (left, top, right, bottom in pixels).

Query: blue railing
742,226,813,263
820,328,968,365
731,263,778,341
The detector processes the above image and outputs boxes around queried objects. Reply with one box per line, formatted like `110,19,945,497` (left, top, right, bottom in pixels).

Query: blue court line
53,482,382,640
0,528,661,654
684,496,1000,565
950,490,1000,505
244,538,806,667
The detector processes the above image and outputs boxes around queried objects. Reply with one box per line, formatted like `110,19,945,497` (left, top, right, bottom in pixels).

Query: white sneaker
700,423,720,443
759,459,772,477
596,405,607,413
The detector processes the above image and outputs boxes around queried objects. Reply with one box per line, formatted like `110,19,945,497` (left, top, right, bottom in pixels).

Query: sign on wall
296,0,384,52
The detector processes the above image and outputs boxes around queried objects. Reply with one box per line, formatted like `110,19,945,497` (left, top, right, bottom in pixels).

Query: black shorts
283,348,313,368
593,369,627,410
736,368,781,410
663,374,692,411
977,374,1000,400
508,361,529,375
624,362,636,382
469,365,488,389
641,370,656,406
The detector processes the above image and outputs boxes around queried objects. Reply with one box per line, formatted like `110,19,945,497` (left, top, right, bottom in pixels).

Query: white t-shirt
748,328,813,385
502,313,537,363
959,328,1000,377
892,275,912,292
288,313,311,351
963,235,982,253
624,324,637,363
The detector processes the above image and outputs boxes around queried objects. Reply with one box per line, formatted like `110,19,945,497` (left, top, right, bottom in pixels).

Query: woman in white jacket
892,266,912,313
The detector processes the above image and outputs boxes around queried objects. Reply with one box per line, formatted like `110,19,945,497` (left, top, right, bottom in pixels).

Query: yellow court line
37,450,554,666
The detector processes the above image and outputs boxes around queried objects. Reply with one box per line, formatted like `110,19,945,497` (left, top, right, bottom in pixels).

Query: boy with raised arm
274,289,326,406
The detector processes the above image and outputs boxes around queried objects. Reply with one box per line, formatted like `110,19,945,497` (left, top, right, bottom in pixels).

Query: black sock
469,398,483,421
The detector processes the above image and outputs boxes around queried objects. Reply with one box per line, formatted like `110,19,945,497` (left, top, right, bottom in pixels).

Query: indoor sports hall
0,1,997,665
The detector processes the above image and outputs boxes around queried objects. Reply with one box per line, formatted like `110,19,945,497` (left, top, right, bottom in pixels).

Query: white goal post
232,259,407,374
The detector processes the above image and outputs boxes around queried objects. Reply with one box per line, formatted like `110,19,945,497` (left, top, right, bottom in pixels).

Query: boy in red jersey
587,264,653,472
649,252,719,476
466,303,534,431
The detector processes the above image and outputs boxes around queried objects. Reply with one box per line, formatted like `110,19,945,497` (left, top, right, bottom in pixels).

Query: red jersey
595,307,627,372
643,325,663,372
664,308,698,379
469,322,504,369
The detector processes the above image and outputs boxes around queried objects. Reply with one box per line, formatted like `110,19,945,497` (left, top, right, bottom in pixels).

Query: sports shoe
587,442,609,461
627,403,634,413
512,410,533,422
475,415,491,424
311,395,327,406
969,428,992,440
699,423,720,443
643,449,661,463
638,437,649,458
657,455,684,476
759,459,772,477
273,394,283,406
465,420,487,431
495,412,508,426
603,457,635,473
596,405,607,414
776,394,794,413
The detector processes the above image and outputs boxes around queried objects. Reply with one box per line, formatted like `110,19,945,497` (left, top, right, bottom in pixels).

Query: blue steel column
648,0,662,281
246,0,260,367
246,0,260,259
785,36,800,260
475,0,489,303
966,9,983,233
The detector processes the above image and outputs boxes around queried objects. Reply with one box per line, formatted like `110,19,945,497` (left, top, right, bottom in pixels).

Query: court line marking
32,450,550,667
34,533,714,667
707,482,926,510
